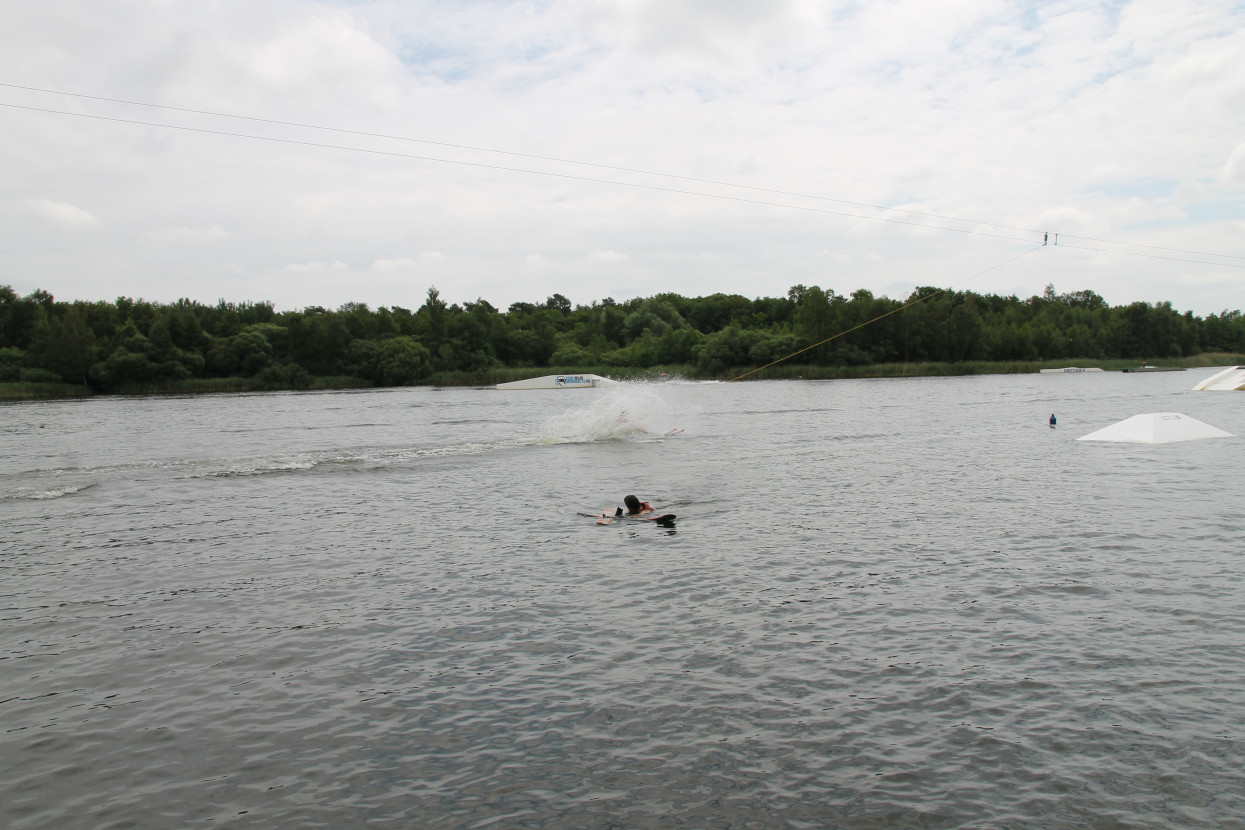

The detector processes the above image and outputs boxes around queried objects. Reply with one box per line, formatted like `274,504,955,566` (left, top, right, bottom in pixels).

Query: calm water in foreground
3,370,1244,829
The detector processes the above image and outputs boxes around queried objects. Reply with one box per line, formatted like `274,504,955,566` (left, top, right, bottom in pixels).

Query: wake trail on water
3,381,696,500
1,440,526,499
1,481,100,501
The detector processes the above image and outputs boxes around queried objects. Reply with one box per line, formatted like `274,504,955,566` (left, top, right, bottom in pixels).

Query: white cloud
586,250,628,263
0,0,1242,316
1222,142,1245,187
281,260,350,274
28,198,99,228
579,0,827,70
141,225,229,243
370,257,417,272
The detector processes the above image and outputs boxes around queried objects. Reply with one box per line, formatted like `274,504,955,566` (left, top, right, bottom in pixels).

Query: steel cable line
1039,240,1245,268
4,82,1244,265
0,101,1046,244
12,99,1243,271
3,81,1048,235
728,246,1045,382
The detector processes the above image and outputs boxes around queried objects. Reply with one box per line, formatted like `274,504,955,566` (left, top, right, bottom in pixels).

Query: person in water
1049,413,1057,427
614,410,649,435
622,495,654,516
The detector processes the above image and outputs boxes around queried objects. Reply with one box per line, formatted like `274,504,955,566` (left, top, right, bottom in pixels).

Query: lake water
3,370,1244,829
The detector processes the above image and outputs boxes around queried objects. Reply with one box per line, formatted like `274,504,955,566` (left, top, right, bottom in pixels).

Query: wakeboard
594,509,676,525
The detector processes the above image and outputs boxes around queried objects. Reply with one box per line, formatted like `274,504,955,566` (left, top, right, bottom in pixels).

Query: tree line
2,283,1243,391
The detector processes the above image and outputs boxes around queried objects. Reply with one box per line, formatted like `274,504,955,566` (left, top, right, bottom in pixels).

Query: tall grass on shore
705,353,1245,382
0,382,94,400
0,375,373,399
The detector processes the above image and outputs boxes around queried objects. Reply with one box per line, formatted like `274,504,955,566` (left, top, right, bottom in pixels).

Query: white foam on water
181,441,525,478
2,482,98,501
537,381,673,444
3,441,530,495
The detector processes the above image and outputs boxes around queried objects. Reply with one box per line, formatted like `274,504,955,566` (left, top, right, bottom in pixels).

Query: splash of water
536,381,673,444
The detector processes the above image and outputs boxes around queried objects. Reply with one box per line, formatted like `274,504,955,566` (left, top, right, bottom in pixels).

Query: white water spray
535,381,674,444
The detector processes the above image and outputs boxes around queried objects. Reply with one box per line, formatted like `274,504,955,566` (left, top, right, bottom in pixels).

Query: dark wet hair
624,495,642,514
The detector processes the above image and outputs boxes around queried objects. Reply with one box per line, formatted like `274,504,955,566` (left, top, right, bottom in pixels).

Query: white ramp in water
1076,412,1233,444
496,373,619,390
1192,366,1245,391
1039,367,1104,373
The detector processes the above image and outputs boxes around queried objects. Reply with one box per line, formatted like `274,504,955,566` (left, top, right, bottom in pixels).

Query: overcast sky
1,1,1242,316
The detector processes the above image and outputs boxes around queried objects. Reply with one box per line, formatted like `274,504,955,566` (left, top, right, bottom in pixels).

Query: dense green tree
0,288,45,349
1202,310,1245,352
503,302,559,366
166,301,210,351
231,330,276,376
3,281,1241,392
589,302,626,351
381,338,431,384
683,293,754,334
947,295,987,361
695,325,764,373
623,298,685,341
345,336,432,385
91,348,160,389
550,341,595,365
654,326,704,364
417,287,449,354
29,305,97,384
287,310,352,375
791,285,837,363
254,362,311,390
0,346,27,381
545,293,572,315
748,332,802,366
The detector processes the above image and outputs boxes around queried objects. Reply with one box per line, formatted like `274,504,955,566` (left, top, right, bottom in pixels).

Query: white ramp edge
1076,412,1233,444
1192,366,1245,391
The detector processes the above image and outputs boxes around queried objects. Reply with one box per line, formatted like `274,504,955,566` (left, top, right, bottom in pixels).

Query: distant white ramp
496,373,619,390
1192,366,1245,391
1077,412,1233,444
1039,367,1104,373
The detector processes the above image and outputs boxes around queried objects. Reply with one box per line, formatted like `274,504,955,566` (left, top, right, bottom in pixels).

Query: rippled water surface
3,371,1244,828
